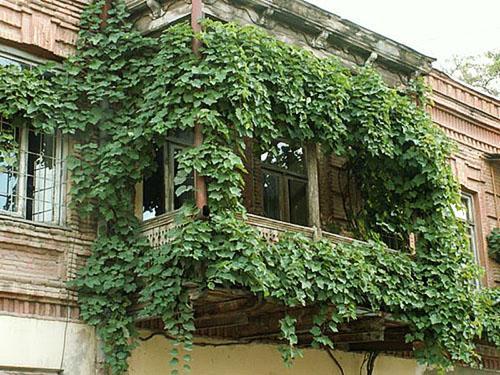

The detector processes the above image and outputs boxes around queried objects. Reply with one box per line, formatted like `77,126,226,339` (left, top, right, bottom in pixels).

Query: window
0,119,67,225
0,44,49,67
261,141,308,226
142,130,194,220
455,194,479,263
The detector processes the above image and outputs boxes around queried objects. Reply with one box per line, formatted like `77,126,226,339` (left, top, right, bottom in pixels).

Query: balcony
137,212,410,352
140,212,360,250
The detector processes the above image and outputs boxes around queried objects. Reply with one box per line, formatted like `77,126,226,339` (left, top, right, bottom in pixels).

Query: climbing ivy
0,1,498,374
488,228,500,262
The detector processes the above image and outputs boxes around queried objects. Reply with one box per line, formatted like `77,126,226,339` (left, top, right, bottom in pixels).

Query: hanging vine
0,1,499,374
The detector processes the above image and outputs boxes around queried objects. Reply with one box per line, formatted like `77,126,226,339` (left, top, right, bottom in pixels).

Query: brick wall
428,70,500,287
0,137,95,320
0,1,498,326
0,1,95,321
0,0,88,58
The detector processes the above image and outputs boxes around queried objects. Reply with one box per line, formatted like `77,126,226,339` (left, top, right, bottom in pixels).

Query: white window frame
0,44,50,67
0,122,68,225
456,193,480,264
0,46,67,226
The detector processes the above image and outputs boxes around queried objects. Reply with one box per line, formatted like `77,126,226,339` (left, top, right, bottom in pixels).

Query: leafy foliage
488,228,500,262
444,50,500,97
0,1,498,374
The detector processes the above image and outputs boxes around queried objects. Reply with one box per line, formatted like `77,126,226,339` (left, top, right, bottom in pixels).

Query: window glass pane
261,141,306,175
456,194,479,264
453,204,468,221
173,147,194,209
461,196,473,222
263,172,280,220
0,56,22,67
0,120,20,213
454,196,474,223
27,130,62,223
143,146,165,220
288,179,308,226
169,129,194,146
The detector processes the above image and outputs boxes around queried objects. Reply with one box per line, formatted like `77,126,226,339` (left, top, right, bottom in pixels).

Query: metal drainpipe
191,0,209,218
490,162,500,228
97,0,112,234
99,0,112,28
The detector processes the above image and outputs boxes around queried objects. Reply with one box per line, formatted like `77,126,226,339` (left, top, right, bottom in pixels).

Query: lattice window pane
0,118,20,213
25,128,66,224
1,121,66,225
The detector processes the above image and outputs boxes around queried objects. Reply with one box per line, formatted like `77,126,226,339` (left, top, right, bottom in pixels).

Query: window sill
0,212,72,232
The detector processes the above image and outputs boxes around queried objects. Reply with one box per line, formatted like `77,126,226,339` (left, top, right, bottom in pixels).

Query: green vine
0,1,499,374
488,228,500,262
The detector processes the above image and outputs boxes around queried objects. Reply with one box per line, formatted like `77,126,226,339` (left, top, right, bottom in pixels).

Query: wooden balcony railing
139,212,360,249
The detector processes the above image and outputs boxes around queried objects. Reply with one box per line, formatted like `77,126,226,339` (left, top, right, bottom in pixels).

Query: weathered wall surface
0,315,99,373
129,0,434,87
0,212,97,373
0,1,498,374
129,333,424,375
427,70,500,287
0,0,88,58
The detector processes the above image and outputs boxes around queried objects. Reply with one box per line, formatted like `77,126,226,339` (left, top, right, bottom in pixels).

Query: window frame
260,141,309,225
0,44,51,67
459,193,480,264
165,133,195,212
0,45,68,227
0,122,68,225
138,130,195,221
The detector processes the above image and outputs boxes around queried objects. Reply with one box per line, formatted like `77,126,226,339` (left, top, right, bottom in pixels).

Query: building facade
0,1,498,374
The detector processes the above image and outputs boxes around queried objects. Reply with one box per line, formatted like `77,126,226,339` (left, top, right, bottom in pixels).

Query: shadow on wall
425,368,498,374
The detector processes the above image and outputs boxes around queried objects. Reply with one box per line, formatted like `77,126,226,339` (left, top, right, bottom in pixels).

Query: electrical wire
359,352,368,375
59,228,78,372
326,348,345,375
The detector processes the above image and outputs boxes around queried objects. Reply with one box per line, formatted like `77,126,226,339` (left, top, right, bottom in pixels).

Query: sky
305,0,500,68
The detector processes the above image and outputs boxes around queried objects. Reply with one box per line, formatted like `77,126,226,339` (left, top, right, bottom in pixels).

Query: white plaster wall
129,332,427,375
0,315,97,374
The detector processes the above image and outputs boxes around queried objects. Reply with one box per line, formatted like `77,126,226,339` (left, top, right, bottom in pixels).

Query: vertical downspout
98,0,112,232
191,0,209,217
490,162,500,228
99,0,112,28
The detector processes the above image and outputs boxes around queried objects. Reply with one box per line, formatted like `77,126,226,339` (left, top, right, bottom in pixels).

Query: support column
306,143,321,230
191,0,208,217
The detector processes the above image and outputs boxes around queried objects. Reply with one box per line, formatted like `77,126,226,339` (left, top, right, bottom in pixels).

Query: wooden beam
306,143,321,229
196,313,249,330
242,137,255,212
349,341,413,352
191,0,208,217
134,182,143,220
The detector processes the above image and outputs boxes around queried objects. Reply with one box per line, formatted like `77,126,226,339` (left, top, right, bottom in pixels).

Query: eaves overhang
125,0,435,80
486,153,500,162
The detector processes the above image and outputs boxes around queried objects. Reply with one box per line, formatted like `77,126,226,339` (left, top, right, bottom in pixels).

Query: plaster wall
0,315,97,374
129,333,425,375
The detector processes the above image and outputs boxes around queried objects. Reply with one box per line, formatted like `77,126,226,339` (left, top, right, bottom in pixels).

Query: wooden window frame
260,141,320,227
136,132,194,220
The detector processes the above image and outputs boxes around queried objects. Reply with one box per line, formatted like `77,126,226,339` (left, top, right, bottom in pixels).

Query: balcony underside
135,287,412,352
137,213,409,352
